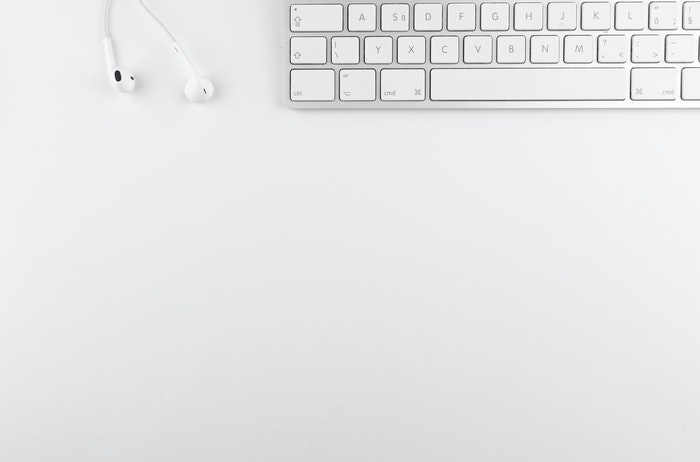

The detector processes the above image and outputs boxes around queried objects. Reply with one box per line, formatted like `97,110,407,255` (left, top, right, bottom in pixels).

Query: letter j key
548,3,578,30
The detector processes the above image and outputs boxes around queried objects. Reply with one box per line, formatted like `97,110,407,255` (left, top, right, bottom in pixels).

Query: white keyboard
284,0,700,108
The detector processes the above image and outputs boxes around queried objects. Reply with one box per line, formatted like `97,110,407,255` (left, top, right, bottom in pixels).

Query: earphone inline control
103,0,214,102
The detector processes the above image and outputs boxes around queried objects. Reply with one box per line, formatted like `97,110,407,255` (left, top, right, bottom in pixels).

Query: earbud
111,66,136,93
185,75,214,103
104,38,135,93
172,43,214,103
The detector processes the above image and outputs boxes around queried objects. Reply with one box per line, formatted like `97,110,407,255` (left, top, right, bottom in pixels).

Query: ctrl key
291,70,335,102
682,68,700,100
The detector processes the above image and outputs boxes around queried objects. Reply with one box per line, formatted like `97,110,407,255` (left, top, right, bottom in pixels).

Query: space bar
431,68,628,101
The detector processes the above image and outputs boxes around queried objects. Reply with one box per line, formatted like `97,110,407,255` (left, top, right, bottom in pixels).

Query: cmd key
631,68,678,100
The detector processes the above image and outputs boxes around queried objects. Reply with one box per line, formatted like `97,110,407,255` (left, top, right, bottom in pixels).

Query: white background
1,1,700,461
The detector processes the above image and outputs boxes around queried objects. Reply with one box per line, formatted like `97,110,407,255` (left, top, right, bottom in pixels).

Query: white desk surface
1,2,699,461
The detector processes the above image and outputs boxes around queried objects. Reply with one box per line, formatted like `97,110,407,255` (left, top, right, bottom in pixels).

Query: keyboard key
649,2,679,29
398,36,427,64
431,36,460,63
290,37,327,64
616,2,646,30
382,4,410,31
464,36,494,63
530,35,560,63
581,2,612,30
632,34,663,62
447,3,477,31
340,69,376,101
665,34,696,62
548,3,578,30
514,3,544,30
332,37,360,64
564,35,595,63
683,2,700,29
291,70,335,101
631,67,678,99
681,68,700,99
381,69,426,101
365,36,393,64
598,35,628,63
348,4,377,32
291,5,343,32
430,68,627,100
497,36,527,63
415,4,444,31
481,3,510,31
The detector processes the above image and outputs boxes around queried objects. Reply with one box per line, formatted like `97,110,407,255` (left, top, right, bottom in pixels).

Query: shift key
291,5,344,32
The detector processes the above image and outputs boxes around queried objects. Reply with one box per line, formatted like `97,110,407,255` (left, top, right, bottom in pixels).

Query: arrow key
290,37,327,65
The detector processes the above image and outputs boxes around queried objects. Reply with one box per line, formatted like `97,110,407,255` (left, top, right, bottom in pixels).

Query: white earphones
173,42,215,103
103,37,136,93
103,0,136,93
103,0,215,103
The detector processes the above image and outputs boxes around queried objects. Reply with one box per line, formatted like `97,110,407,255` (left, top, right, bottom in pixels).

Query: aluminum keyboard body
283,0,700,108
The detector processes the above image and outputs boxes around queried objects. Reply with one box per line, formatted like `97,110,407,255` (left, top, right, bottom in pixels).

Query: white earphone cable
104,0,113,38
105,0,178,42
137,0,177,43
